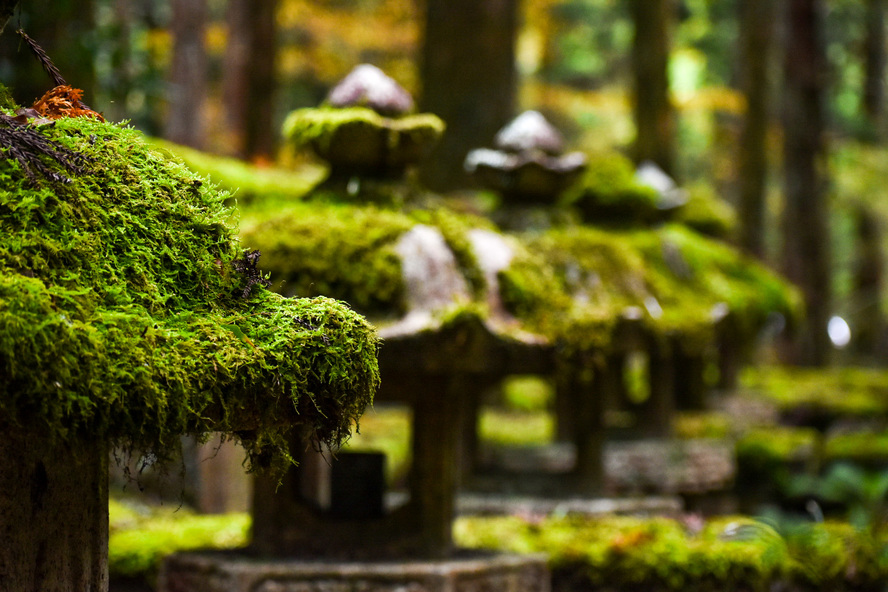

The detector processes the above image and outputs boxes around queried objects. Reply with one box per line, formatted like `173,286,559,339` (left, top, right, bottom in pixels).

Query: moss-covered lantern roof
239,181,797,362
465,111,587,206
282,65,444,182
498,224,802,355
0,116,380,468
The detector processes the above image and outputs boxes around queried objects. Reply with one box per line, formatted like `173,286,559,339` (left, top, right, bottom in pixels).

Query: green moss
105,497,888,591
675,182,737,238
741,366,888,419
455,515,788,591
736,427,818,465
282,106,444,177
825,431,888,464
562,152,661,224
674,411,733,440
108,499,248,582
0,117,380,468
283,107,444,150
0,83,16,110
456,514,888,591
479,407,553,447
239,201,492,317
240,201,412,315
501,224,799,355
149,139,324,205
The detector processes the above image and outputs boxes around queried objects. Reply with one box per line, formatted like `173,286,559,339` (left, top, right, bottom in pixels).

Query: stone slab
160,551,550,592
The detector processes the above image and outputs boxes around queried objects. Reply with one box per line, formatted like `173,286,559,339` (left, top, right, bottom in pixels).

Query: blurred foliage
455,513,888,591
108,498,249,583
106,499,888,591
673,411,733,440
502,375,554,412
740,365,888,421
478,407,554,447
149,138,324,205
341,403,412,487
825,431,888,466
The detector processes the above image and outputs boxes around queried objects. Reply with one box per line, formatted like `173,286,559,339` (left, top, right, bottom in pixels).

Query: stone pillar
411,375,463,557
566,362,604,492
673,347,707,411
0,424,109,592
636,344,675,437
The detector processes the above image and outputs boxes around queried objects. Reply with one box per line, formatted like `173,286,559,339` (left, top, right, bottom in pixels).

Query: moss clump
0,117,380,469
674,182,737,238
282,106,444,175
740,366,888,422
455,515,788,591
455,514,888,591
108,498,248,583
825,431,888,465
500,224,800,355
562,152,661,225
240,201,414,315
239,200,491,318
149,138,324,205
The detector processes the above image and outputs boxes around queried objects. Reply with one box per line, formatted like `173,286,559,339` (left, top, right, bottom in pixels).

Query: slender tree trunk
223,0,278,161
781,0,831,365
629,0,676,177
0,425,108,592
851,204,884,358
419,0,518,192
0,0,96,105
863,0,886,132
736,0,777,259
165,0,208,149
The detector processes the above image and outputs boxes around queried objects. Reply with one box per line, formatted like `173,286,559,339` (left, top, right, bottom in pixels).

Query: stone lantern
465,110,587,210
0,116,380,592
282,64,444,191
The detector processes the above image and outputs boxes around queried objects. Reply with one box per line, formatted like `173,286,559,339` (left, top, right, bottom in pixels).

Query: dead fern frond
0,114,94,185
16,28,66,88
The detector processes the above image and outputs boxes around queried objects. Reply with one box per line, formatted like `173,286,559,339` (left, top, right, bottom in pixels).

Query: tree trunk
419,0,518,192
0,0,96,106
736,0,777,259
863,0,886,132
223,0,278,161
629,0,676,177
0,425,108,592
851,204,884,357
780,0,831,366
164,0,208,149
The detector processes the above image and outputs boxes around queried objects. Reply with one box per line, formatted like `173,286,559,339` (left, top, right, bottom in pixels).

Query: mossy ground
106,500,888,592
0,116,380,469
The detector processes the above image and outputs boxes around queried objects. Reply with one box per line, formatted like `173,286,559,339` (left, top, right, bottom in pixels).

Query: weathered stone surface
160,552,550,592
328,64,415,116
604,439,735,494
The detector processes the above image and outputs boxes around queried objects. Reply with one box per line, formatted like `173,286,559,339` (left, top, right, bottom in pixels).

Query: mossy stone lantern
506,224,800,448
465,110,587,213
282,64,444,189
161,201,553,591
0,116,380,592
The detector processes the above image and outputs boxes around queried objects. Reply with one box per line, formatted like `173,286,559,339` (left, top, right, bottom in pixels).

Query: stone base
159,551,550,592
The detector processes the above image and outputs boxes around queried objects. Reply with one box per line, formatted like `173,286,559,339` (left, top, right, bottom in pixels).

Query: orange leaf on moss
31,85,105,122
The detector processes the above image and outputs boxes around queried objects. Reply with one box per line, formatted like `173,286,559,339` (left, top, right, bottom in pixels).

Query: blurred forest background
2,0,887,368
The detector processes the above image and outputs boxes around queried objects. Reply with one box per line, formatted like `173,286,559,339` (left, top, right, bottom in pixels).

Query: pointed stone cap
327,64,415,116
494,110,565,155
465,111,587,207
